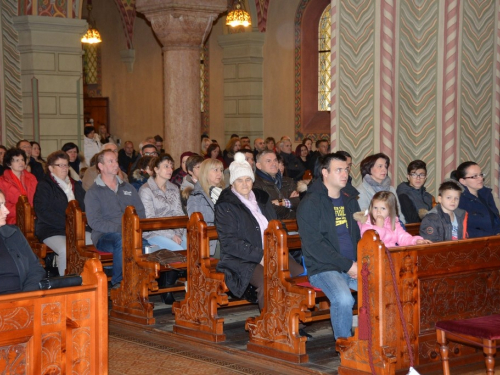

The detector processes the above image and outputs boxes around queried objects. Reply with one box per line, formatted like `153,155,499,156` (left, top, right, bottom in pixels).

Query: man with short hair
240,136,251,150
253,138,266,158
279,139,305,181
337,150,353,185
82,143,129,191
16,140,44,181
154,135,164,153
297,152,359,340
85,149,146,287
127,143,158,179
253,150,299,220
118,141,137,173
308,139,330,176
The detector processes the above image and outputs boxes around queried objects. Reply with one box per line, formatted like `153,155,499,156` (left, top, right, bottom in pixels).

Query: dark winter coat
215,187,276,298
396,182,433,223
253,171,299,220
34,173,86,242
297,178,360,277
0,225,45,293
458,185,500,238
280,152,306,181
420,205,467,242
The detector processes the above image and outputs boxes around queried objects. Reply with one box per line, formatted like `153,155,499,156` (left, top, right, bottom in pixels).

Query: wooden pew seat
0,258,108,373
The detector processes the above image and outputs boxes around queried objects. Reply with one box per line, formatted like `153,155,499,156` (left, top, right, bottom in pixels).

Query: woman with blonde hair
187,158,225,256
223,138,241,167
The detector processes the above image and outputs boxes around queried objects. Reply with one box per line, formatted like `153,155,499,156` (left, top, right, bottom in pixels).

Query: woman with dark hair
0,188,45,294
30,141,46,170
170,151,195,188
454,161,500,238
223,138,241,166
83,125,101,164
62,142,87,182
0,148,37,224
33,150,90,276
302,137,313,155
139,154,186,250
265,137,276,152
295,144,309,170
396,160,434,223
215,153,304,310
205,143,225,165
356,153,406,223
130,156,154,191
0,145,7,176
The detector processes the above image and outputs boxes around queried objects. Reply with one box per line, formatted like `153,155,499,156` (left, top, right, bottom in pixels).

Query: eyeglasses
143,152,158,156
53,164,69,169
409,173,427,179
463,173,485,180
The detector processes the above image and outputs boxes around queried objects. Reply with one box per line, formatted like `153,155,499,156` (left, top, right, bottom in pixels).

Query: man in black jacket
297,152,360,340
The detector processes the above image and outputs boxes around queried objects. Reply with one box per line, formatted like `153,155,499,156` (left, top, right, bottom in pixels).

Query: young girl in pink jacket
357,191,431,247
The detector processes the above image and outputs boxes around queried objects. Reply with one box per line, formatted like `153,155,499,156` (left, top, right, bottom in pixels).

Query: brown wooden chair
436,315,500,374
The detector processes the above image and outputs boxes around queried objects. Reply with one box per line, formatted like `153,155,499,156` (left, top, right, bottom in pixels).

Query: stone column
136,0,227,160
13,16,87,153
218,32,265,144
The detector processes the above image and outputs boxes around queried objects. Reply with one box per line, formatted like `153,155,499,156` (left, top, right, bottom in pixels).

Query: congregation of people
1,126,500,345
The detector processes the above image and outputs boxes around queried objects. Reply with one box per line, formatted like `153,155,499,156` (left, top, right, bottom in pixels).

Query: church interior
1,0,500,374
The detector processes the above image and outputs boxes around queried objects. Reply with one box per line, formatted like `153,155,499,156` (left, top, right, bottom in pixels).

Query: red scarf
5,169,27,196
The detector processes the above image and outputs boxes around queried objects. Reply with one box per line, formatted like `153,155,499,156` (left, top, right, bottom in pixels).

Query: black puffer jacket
215,187,276,298
34,173,86,242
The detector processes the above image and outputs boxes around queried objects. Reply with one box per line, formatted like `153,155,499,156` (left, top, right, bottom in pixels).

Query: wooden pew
16,195,52,265
65,200,113,275
336,231,500,375
172,212,253,342
405,222,419,236
0,258,108,373
109,206,189,325
246,219,333,363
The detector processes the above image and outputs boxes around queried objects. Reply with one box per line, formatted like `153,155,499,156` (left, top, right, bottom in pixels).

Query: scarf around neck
256,168,283,190
364,174,391,193
231,187,268,243
51,173,75,202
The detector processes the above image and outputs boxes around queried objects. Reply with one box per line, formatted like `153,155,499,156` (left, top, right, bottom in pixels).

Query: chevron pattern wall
331,0,500,197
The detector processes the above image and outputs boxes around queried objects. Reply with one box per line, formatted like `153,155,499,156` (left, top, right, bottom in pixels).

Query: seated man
84,149,146,287
253,150,299,220
118,141,138,173
82,143,128,191
278,138,305,181
297,152,359,340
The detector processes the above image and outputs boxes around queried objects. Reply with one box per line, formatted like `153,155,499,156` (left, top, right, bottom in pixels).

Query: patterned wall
331,0,500,197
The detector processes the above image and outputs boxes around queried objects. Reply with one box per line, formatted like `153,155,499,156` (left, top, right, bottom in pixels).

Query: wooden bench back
16,194,50,264
0,258,108,373
110,206,188,325
337,231,500,374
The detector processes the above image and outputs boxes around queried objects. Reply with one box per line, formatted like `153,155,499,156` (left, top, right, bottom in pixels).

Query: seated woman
34,151,91,276
454,161,500,238
180,155,204,210
187,158,225,257
139,154,186,251
0,188,45,294
356,153,406,223
396,160,434,223
295,144,309,170
0,148,37,224
170,151,194,188
62,142,87,182
130,155,153,191
205,143,225,165
222,137,241,167
215,153,304,310
30,141,46,171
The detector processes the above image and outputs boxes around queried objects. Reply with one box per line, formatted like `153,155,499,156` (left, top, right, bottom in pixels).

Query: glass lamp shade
81,28,102,44
226,8,251,27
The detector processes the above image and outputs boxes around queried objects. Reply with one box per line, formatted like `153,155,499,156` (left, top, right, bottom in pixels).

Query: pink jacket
359,215,423,247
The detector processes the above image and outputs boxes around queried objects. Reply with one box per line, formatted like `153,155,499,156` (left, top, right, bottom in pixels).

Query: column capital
136,0,227,49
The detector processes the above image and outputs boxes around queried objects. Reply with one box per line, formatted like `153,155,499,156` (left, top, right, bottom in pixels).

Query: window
318,4,331,111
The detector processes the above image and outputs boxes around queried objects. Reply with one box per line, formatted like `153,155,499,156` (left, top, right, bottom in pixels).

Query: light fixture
82,0,102,44
226,0,251,28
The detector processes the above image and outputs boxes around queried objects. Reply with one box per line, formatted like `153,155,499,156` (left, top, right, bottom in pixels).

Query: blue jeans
147,235,187,251
309,271,358,340
97,232,123,285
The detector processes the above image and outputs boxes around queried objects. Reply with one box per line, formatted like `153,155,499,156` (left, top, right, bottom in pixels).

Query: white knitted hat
229,152,255,185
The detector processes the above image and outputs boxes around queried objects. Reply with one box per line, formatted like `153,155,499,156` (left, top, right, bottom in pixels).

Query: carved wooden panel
0,342,28,373
41,303,62,326
0,306,33,332
419,270,500,332
41,332,62,374
71,327,91,375
72,299,91,321
418,245,500,272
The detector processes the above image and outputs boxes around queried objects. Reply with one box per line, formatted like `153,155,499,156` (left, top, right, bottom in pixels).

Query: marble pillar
13,16,87,153
136,0,227,161
218,32,265,144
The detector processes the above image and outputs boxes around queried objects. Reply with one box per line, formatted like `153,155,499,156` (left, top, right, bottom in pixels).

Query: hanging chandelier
226,0,251,28
82,1,102,44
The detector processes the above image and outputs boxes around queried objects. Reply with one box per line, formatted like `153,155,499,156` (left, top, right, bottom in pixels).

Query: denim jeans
147,234,187,251
309,270,357,340
96,232,123,285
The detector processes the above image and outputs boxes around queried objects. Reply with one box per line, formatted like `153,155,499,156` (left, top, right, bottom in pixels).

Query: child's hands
416,239,432,245
375,216,385,228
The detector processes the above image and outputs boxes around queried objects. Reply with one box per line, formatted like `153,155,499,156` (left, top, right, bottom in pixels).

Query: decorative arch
294,0,331,142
